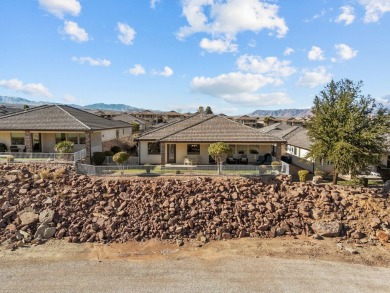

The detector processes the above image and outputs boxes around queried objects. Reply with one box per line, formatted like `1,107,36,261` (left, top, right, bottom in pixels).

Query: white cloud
236,55,296,77
0,78,53,98
190,72,291,106
117,22,136,45
297,66,332,88
308,46,325,61
248,39,256,48
72,56,111,67
359,0,390,23
199,37,238,53
336,5,356,25
334,43,358,60
62,21,89,42
39,0,81,19
63,94,77,103
177,0,288,52
153,66,174,77
129,64,146,75
150,0,160,9
284,47,294,56
376,94,390,106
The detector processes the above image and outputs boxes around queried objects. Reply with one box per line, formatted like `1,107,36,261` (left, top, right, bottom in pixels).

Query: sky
0,0,390,115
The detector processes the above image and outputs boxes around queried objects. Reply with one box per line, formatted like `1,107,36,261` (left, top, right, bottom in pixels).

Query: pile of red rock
0,164,389,248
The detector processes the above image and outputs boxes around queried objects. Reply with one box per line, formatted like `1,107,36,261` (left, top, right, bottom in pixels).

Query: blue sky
0,0,390,115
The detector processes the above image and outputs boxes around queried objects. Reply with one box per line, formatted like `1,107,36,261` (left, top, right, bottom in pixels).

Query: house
112,114,151,132
0,105,132,163
231,115,260,128
136,113,285,165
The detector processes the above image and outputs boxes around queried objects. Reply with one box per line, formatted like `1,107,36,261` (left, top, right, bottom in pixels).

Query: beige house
0,105,132,163
137,113,285,165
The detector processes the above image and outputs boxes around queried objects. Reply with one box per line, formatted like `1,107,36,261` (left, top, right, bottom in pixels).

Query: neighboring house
161,111,187,123
132,110,188,124
231,115,260,128
0,105,132,163
137,113,285,165
112,114,151,132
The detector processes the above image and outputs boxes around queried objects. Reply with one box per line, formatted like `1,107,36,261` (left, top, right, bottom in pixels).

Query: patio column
85,131,92,164
160,142,166,165
24,131,33,152
275,143,282,161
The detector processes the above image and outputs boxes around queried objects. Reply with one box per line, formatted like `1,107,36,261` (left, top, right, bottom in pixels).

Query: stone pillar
85,131,92,164
275,143,282,161
160,143,166,165
24,131,33,153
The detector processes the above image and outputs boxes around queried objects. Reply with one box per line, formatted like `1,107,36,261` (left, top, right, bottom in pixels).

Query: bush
113,151,129,165
298,170,309,182
39,170,50,180
6,155,14,164
104,151,114,157
0,143,7,152
54,141,74,153
92,152,106,166
351,177,368,187
111,146,121,154
271,161,282,170
314,170,326,178
53,168,66,180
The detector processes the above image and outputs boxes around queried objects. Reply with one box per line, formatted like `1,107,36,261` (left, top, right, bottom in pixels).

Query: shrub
39,170,50,180
53,168,66,180
271,161,282,170
314,170,326,178
111,146,121,154
92,152,106,166
351,177,368,187
6,155,14,164
113,151,129,165
54,141,74,153
298,170,309,182
175,170,181,175
104,151,114,157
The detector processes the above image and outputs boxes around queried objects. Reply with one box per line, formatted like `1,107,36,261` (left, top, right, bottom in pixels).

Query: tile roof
0,106,23,117
138,114,285,143
112,114,149,125
286,129,311,149
260,123,300,139
0,105,131,131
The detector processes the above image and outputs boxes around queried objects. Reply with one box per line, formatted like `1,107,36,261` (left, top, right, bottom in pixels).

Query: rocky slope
0,164,389,248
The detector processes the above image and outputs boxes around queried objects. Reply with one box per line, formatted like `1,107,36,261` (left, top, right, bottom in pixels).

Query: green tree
130,122,140,132
205,106,213,114
263,116,271,126
208,142,232,174
113,151,129,169
198,106,204,113
306,79,390,184
54,140,74,161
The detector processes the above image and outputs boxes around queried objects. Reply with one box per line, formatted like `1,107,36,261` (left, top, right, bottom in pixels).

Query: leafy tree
113,151,129,169
205,106,213,114
54,140,74,161
208,142,232,174
23,105,30,110
198,106,204,113
306,79,390,184
263,116,271,126
130,122,140,132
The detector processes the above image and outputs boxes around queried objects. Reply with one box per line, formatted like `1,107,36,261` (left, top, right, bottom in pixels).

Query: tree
130,122,140,132
113,151,129,170
208,142,232,174
263,116,271,126
23,105,30,110
198,106,204,114
54,140,74,161
306,79,390,184
205,106,213,114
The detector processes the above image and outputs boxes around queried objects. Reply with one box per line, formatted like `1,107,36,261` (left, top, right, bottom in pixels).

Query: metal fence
76,162,289,177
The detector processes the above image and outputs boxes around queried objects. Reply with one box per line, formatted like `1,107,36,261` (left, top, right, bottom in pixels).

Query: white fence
77,162,289,177
104,156,139,165
0,152,75,163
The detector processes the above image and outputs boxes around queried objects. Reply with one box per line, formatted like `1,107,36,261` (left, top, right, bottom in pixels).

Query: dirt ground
2,236,390,267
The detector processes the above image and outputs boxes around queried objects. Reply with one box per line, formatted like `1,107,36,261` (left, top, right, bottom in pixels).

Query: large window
10,133,24,145
55,133,86,144
148,142,160,155
187,144,200,155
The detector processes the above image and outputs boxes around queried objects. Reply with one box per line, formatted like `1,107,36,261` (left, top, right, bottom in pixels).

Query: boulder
311,221,342,237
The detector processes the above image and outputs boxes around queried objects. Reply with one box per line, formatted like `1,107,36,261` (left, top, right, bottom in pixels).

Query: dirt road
1,238,390,292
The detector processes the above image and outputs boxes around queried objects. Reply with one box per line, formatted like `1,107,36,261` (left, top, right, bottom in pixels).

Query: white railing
73,149,87,162
76,162,290,177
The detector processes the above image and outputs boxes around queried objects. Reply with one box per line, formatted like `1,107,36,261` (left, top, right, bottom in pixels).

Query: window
79,133,86,144
116,130,120,139
55,133,66,144
10,133,24,145
148,142,160,155
67,133,78,144
187,144,200,155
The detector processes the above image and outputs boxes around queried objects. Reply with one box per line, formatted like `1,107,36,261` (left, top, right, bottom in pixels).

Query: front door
167,144,176,163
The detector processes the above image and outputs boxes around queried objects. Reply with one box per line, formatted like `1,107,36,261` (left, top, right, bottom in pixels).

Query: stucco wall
139,141,161,165
101,128,132,142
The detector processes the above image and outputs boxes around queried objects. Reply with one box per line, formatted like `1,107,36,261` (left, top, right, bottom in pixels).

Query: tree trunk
332,171,338,185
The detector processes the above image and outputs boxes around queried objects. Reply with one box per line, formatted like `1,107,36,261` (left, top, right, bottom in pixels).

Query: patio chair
226,155,236,164
240,154,248,164
184,157,192,165
263,153,272,165
256,155,264,165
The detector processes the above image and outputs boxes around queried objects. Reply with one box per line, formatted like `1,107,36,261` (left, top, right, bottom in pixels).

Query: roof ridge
0,104,52,120
156,114,216,141
56,105,91,130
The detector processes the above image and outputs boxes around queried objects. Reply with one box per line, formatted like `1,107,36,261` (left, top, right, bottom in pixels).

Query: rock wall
0,163,389,248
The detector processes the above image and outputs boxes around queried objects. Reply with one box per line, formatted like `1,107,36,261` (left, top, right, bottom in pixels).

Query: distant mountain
0,95,145,112
83,103,144,112
249,108,312,118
